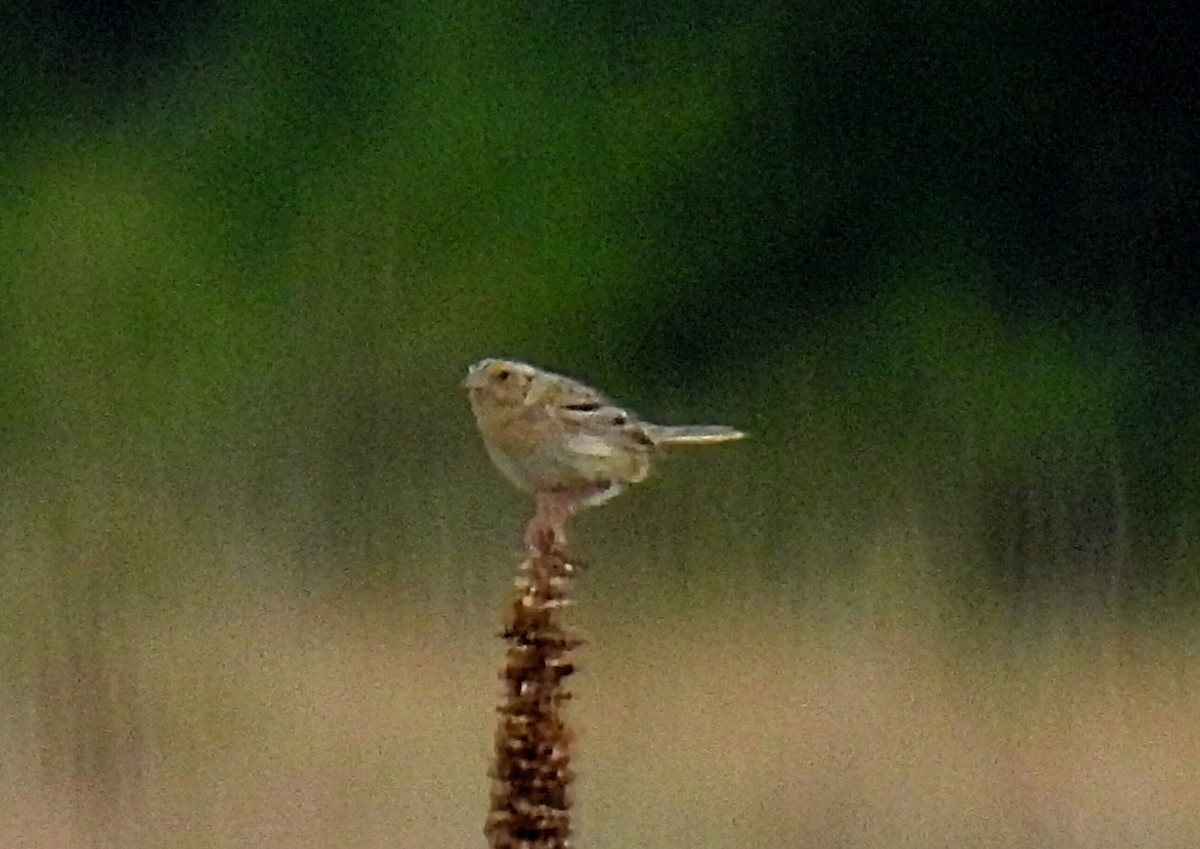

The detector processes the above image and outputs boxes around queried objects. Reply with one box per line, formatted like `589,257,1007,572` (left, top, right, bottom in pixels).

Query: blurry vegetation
3,0,1196,591
0,1,1198,843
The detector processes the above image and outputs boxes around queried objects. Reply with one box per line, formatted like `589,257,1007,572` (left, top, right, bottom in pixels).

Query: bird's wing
556,403,655,450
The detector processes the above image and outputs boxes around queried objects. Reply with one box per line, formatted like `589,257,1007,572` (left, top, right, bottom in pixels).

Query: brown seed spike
485,536,580,849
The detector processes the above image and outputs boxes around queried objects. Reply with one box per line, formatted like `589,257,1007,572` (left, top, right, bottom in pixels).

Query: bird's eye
612,413,627,425
494,368,511,382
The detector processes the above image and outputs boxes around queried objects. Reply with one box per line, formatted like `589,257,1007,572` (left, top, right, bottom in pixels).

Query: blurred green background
2,2,1198,847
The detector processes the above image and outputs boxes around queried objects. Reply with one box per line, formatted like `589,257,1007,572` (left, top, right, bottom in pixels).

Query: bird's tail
645,424,746,445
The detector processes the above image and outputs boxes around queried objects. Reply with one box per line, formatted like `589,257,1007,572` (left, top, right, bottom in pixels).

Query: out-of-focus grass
2,4,1197,846
2,521,1197,849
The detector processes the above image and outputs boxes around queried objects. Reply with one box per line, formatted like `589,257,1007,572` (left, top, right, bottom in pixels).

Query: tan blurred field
4,2,1198,846
3,530,1197,849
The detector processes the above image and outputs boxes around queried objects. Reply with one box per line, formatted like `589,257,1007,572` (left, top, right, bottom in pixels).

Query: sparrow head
463,358,537,407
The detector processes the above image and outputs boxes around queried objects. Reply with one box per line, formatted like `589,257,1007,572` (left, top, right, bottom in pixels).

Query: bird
463,357,745,552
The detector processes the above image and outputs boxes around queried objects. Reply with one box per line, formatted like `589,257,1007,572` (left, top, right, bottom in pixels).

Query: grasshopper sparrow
463,358,745,551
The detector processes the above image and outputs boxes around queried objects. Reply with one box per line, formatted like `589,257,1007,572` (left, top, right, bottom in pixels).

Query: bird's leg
524,483,615,555
525,491,575,554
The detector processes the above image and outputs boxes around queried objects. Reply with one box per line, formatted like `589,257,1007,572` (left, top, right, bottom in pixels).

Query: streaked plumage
463,358,744,550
